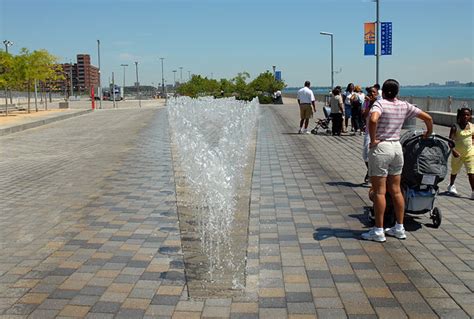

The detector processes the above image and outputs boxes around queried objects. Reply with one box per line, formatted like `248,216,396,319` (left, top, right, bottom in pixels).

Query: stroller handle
402,133,455,149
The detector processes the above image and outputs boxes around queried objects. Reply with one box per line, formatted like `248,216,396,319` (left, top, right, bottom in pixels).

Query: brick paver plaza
0,99,472,318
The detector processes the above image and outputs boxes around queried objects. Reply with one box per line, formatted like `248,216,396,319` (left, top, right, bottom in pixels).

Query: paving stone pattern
0,102,472,318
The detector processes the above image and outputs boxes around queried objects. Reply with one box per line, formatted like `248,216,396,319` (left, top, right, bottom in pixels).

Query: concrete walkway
0,99,472,318
0,99,165,136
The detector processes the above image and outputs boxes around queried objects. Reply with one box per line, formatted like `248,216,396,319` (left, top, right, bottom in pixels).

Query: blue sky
1,0,473,88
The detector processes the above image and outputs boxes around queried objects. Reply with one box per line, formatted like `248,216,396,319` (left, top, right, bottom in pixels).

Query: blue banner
381,22,392,55
275,71,281,81
364,22,376,56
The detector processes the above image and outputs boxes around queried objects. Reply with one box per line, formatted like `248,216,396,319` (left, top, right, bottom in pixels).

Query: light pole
2,40,13,53
134,61,141,108
188,70,191,81
375,0,380,85
120,64,128,100
179,66,183,83
320,31,334,89
172,70,177,87
97,40,102,109
69,60,74,98
112,71,116,108
160,57,165,95
3,40,13,112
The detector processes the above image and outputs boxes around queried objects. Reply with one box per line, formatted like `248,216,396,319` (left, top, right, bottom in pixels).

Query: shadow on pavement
281,132,306,135
313,227,366,241
438,190,471,200
312,207,424,241
327,181,370,188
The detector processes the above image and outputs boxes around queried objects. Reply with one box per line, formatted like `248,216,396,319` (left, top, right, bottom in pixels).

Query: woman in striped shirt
361,79,433,242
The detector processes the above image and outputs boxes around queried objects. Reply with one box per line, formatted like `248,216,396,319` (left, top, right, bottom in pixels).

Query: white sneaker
298,128,303,134
305,129,311,134
361,228,386,242
385,226,407,239
447,184,458,195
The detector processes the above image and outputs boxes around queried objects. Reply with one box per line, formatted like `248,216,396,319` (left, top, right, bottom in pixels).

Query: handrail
402,133,455,149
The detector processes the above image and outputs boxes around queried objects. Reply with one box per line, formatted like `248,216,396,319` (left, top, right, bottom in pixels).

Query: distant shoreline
284,86,474,100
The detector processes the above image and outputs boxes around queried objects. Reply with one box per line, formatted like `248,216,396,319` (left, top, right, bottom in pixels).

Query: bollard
91,86,95,110
448,96,452,113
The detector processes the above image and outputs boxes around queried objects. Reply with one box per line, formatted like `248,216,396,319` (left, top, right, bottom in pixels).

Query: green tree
249,71,285,95
29,50,61,111
232,72,253,100
219,78,234,96
7,48,60,113
177,75,220,97
0,51,14,114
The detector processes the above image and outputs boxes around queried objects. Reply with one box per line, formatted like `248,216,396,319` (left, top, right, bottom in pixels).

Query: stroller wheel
431,207,442,228
311,128,318,135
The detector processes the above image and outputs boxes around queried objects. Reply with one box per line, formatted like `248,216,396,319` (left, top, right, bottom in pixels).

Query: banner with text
275,71,281,81
381,22,392,55
364,22,376,56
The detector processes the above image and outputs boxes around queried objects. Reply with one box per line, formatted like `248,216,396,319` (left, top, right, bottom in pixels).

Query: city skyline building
54,54,99,95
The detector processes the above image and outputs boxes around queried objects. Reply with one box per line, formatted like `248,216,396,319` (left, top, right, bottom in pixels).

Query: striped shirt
370,98,421,140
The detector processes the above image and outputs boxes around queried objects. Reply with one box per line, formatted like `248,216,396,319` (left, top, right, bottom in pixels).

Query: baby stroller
369,130,454,228
311,106,332,135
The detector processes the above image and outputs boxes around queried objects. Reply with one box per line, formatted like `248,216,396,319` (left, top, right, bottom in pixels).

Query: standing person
361,86,378,184
350,85,364,135
446,107,474,199
361,79,433,242
373,83,382,100
297,81,316,134
342,83,355,133
329,86,344,135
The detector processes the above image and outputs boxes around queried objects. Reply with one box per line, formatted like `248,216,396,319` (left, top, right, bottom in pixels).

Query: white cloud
447,58,473,65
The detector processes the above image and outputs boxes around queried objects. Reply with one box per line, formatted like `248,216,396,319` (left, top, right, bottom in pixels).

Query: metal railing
283,93,473,113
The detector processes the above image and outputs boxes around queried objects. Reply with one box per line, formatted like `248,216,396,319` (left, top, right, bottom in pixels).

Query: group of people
296,79,473,243
328,82,379,136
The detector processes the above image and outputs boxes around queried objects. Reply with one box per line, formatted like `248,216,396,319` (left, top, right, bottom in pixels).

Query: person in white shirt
296,81,316,134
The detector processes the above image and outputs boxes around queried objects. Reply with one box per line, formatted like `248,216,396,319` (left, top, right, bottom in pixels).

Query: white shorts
368,140,403,177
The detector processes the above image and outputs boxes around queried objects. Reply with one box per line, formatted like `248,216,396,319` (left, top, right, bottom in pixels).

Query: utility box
59,102,69,109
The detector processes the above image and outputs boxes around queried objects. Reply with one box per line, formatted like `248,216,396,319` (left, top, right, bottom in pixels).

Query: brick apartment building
54,54,99,95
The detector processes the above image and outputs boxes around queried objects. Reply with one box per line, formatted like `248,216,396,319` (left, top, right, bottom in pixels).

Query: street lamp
172,70,177,87
160,57,165,95
2,40,13,53
179,66,183,83
120,64,128,100
134,61,141,107
3,40,13,111
320,31,334,89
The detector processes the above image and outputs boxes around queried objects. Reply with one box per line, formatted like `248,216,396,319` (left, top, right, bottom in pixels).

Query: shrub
258,95,273,104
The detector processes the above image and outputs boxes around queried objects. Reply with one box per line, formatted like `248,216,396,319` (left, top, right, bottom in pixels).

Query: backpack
350,94,361,108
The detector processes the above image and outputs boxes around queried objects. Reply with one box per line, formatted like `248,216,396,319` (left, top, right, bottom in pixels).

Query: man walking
297,81,316,134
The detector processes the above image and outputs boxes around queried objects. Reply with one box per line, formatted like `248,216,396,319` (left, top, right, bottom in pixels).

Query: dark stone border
0,109,93,136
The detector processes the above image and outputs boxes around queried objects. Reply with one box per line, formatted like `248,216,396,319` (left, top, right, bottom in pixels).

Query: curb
0,109,93,136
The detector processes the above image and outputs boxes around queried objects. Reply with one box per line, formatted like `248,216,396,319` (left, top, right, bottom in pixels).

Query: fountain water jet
168,97,258,297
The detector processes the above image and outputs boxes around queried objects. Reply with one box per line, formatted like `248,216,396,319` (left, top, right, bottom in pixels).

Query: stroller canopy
401,131,452,187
